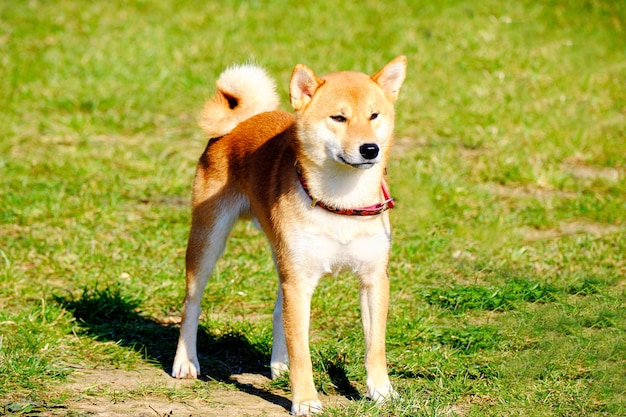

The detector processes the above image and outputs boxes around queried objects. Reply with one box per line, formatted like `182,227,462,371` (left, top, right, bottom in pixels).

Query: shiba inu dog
172,56,407,415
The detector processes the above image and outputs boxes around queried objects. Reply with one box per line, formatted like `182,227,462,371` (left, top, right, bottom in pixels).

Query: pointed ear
371,55,407,103
290,64,324,111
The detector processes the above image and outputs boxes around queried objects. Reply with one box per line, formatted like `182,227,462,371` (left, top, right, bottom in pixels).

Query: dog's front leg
281,275,323,415
359,269,397,402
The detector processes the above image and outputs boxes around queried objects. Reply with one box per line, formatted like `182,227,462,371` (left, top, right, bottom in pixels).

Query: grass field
1,0,625,416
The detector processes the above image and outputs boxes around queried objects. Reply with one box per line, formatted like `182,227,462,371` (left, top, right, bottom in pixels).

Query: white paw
367,381,399,403
270,361,289,379
171,357,200,379
291,399,323,416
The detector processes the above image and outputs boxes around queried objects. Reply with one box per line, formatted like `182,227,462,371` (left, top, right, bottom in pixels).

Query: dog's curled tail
199,64,280,139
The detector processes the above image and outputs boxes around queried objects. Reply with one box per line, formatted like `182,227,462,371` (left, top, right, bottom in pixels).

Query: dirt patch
59,367,348,417
520,220,620,241
567,164,620,182
59,368,289,416
485,183,577,200
562,158,621,182
392,136,429,155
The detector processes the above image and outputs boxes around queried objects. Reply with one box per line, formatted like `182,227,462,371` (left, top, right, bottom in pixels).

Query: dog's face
290,56,407,170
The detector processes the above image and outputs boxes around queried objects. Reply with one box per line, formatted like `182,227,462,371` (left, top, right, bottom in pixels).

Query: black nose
359,143,379,160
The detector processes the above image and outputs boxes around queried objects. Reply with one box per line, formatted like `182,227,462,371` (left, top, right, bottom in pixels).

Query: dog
172,56,407,416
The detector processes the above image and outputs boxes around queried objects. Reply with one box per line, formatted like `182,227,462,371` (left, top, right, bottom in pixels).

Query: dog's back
191,65,296,218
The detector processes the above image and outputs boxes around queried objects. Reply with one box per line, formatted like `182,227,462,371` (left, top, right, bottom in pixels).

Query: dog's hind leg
172,201,240,379
270,283,289,379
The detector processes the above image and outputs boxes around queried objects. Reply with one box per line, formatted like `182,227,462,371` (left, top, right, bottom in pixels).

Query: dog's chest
284,214,391,276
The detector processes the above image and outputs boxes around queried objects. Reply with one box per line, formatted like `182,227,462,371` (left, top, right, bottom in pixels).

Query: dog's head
290,56,406,170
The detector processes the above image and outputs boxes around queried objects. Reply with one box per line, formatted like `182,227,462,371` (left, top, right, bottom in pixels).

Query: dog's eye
370,112,379,121
330,115,347,123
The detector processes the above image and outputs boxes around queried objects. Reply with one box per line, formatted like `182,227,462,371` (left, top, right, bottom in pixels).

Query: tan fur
199,64,280,139
172,57,407,416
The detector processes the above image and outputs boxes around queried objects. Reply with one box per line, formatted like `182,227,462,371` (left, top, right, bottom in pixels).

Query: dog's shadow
55,286,360,411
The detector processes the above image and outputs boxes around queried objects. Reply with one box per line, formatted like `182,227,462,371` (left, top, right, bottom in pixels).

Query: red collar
295,163,395,216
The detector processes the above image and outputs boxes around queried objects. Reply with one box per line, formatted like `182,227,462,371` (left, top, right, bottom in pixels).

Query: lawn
1,0,625,416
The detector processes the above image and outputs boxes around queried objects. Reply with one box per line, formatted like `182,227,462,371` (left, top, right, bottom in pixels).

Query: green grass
1,0,625,416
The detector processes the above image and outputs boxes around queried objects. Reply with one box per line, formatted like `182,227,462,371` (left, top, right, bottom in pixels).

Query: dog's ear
371,55,407,103
290,64,323,111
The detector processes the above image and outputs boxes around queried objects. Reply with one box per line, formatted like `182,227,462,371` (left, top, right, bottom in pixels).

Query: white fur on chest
285,209,391,277
250,186,392,279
